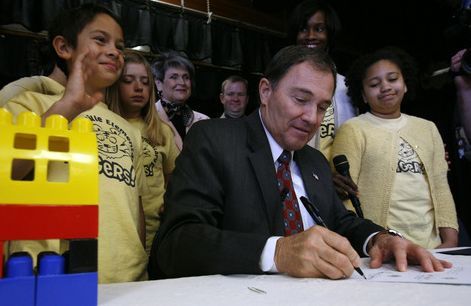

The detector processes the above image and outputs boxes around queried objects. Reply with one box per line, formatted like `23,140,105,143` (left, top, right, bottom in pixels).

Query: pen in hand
299,196,367,280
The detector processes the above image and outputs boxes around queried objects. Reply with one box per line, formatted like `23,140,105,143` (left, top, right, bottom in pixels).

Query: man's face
219,81,249,117
71,13,125,93
260,62,334,151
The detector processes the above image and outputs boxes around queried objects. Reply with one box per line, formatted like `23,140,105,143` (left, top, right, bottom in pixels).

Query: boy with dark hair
4,3,148,283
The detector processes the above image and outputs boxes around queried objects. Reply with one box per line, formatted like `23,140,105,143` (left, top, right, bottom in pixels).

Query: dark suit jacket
149,111,383,279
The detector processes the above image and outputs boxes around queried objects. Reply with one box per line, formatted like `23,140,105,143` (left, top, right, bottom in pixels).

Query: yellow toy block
0,108,98,206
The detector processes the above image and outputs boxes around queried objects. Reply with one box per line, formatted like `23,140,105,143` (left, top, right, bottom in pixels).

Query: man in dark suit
150,45,451,279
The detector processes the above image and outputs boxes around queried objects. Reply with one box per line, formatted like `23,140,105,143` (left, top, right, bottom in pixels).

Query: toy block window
47,160,69,182
13,133,36,150
11,159,35,181
47,136,70,182
48,136,69,152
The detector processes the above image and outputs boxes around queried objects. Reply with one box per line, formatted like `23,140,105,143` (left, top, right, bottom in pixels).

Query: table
99,252,471,306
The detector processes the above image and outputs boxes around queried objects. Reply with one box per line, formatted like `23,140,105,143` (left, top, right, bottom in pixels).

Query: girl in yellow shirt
332,47,458,248
107,51,179,255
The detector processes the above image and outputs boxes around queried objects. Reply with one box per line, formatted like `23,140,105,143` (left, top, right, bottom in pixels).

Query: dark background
1,0,470,238
1,0,469,117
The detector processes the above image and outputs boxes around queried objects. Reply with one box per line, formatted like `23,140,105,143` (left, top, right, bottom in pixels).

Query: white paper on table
351,253,471,285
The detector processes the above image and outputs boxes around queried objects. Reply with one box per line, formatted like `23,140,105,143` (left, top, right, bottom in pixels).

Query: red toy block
0,205,98,240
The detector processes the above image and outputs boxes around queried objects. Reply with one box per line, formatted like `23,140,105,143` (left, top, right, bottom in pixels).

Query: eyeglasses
223,92,247,97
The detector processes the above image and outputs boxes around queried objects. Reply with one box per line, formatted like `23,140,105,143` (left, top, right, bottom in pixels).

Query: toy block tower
0,108,99,306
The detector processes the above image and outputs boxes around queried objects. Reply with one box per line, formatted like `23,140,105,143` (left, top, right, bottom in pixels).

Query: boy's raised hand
43,48,104,122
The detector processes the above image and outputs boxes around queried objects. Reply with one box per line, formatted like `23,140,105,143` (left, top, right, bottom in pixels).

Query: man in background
219,75,249,118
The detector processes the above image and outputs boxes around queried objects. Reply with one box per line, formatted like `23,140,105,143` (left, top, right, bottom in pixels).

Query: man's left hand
368,233,452,272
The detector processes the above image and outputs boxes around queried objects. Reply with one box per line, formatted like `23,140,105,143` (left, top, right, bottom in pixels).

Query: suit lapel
246,112,284,235
294,149,323,212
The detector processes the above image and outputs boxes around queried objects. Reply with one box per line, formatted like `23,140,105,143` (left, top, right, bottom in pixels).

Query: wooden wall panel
153,0,286,34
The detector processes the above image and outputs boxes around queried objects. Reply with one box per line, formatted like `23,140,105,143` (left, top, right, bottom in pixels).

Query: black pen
299,196,367,280
300,196,326,227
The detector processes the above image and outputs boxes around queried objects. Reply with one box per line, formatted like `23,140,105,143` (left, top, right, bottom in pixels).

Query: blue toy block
0,253,35,306
37,252,65,275
35,254,96,306
35,272,98,306
0,276,35,306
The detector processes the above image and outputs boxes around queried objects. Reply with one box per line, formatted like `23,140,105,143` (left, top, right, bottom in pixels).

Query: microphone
333,155,364,218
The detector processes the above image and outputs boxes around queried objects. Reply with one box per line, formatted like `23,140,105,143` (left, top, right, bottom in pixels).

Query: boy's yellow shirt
5,84,148,283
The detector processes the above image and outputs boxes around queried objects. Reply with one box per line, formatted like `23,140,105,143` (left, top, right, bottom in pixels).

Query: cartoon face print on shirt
142,137,160,177
94,124,131,159
396,139,425,174
86,115,137,187
319,103,335,139
398,141,414,159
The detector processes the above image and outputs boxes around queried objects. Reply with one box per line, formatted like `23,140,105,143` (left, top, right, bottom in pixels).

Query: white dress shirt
258,113,315,272
258,112,374,272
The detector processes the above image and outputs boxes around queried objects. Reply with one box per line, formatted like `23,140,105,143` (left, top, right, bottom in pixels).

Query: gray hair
151,51,195,83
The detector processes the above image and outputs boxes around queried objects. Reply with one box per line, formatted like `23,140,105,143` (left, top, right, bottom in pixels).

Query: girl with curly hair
332,47,458,248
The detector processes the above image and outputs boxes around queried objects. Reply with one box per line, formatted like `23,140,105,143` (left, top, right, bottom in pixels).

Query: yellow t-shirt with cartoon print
4,85,147,283
128,118,178,255
318,102,335,160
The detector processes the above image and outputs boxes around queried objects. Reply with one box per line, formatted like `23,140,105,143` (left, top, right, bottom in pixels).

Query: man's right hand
274,226,361,279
